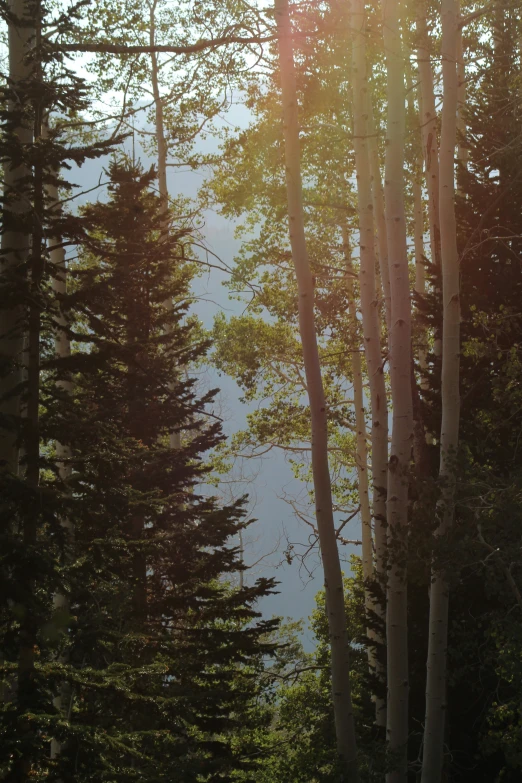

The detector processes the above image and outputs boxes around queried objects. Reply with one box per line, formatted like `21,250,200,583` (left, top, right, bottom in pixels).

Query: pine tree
43,160,279,781
0,1,279,776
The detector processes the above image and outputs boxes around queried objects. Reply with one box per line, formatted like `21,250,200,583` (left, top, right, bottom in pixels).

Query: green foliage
0,8,281,770
249,559,385,783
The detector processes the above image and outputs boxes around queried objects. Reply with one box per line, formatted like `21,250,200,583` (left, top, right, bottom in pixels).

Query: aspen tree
407,69,432,473
274,0,358,777
381,0,413,778
149,0,183,450
406,68,428,331
413,181,428,377
350,0,388,728
0,0,33,474
416,2,441,274
366,105,389,655
368,104,391,338
343,223,383,724
456,27,468,180
421,0,460,779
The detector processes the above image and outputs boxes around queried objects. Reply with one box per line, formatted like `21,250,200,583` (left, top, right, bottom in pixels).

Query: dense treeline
0,0,521,781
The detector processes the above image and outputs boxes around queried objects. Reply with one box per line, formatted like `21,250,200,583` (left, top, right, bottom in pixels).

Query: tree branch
59,35,277,56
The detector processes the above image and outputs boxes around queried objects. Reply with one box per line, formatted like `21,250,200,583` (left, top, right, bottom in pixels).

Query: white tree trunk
366,102,389,680
274,1,358,777
416,3,441,276
382,0,413,779
0,0,33,474
407,70,429,383
343,224,385,726
414,179,428,377
149,2,182,450
456,22,468,193
368,103,391,339
421,0,460,779
350,2,388,728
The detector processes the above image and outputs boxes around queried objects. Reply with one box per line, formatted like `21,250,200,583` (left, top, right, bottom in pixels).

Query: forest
0,0,521,780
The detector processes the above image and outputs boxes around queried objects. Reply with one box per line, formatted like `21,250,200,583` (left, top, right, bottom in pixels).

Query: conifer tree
43,160,279,781
0,1,279,777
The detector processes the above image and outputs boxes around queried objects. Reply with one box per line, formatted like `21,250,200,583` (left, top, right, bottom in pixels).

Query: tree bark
381,0,413,779
150,2,182,450
368,102,391,339
416,2,441,276
421,0,460,779
0,0,33,474
350,1,388,728
15,7,43,778
274,1,358,778
407,68,430,399
366,99,389,670
343,225,385,726
456,22,468,194
46,154,74,763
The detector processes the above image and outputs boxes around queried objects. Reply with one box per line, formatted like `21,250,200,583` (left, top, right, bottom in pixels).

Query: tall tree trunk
366,99,389,677
368,102,391,339
150,1,182,449
46,157,73,762
274,1,358,778
421,0,460,779
0,0,33,474
350,2,388,728
416,2,442,275
456,25,468,188
15,7,43,778
382,0,413,779
455,10,467,269
413,182,426,341
407,66,432,468
343,224,384,725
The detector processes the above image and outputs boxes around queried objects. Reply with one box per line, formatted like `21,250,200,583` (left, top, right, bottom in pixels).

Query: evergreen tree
0,2,280,777
43,160,279,781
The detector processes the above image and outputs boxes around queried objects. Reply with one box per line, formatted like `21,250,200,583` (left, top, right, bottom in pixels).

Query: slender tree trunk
382,0,413,779
406,67,428,330
412,173,432,467
238,528,245,590
0,0,33,474
46,158,73,762
150,1,182,449
150,2,168,231
456,21,468,195
366,100,389,674
421,0,460,780
416,2,441,276
0,0,34,714
407,66,432,469
414,182,426,335
274,1,358,778
368,102,391,339
342,224,383,725
350,2,388,728
15,9,43,778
